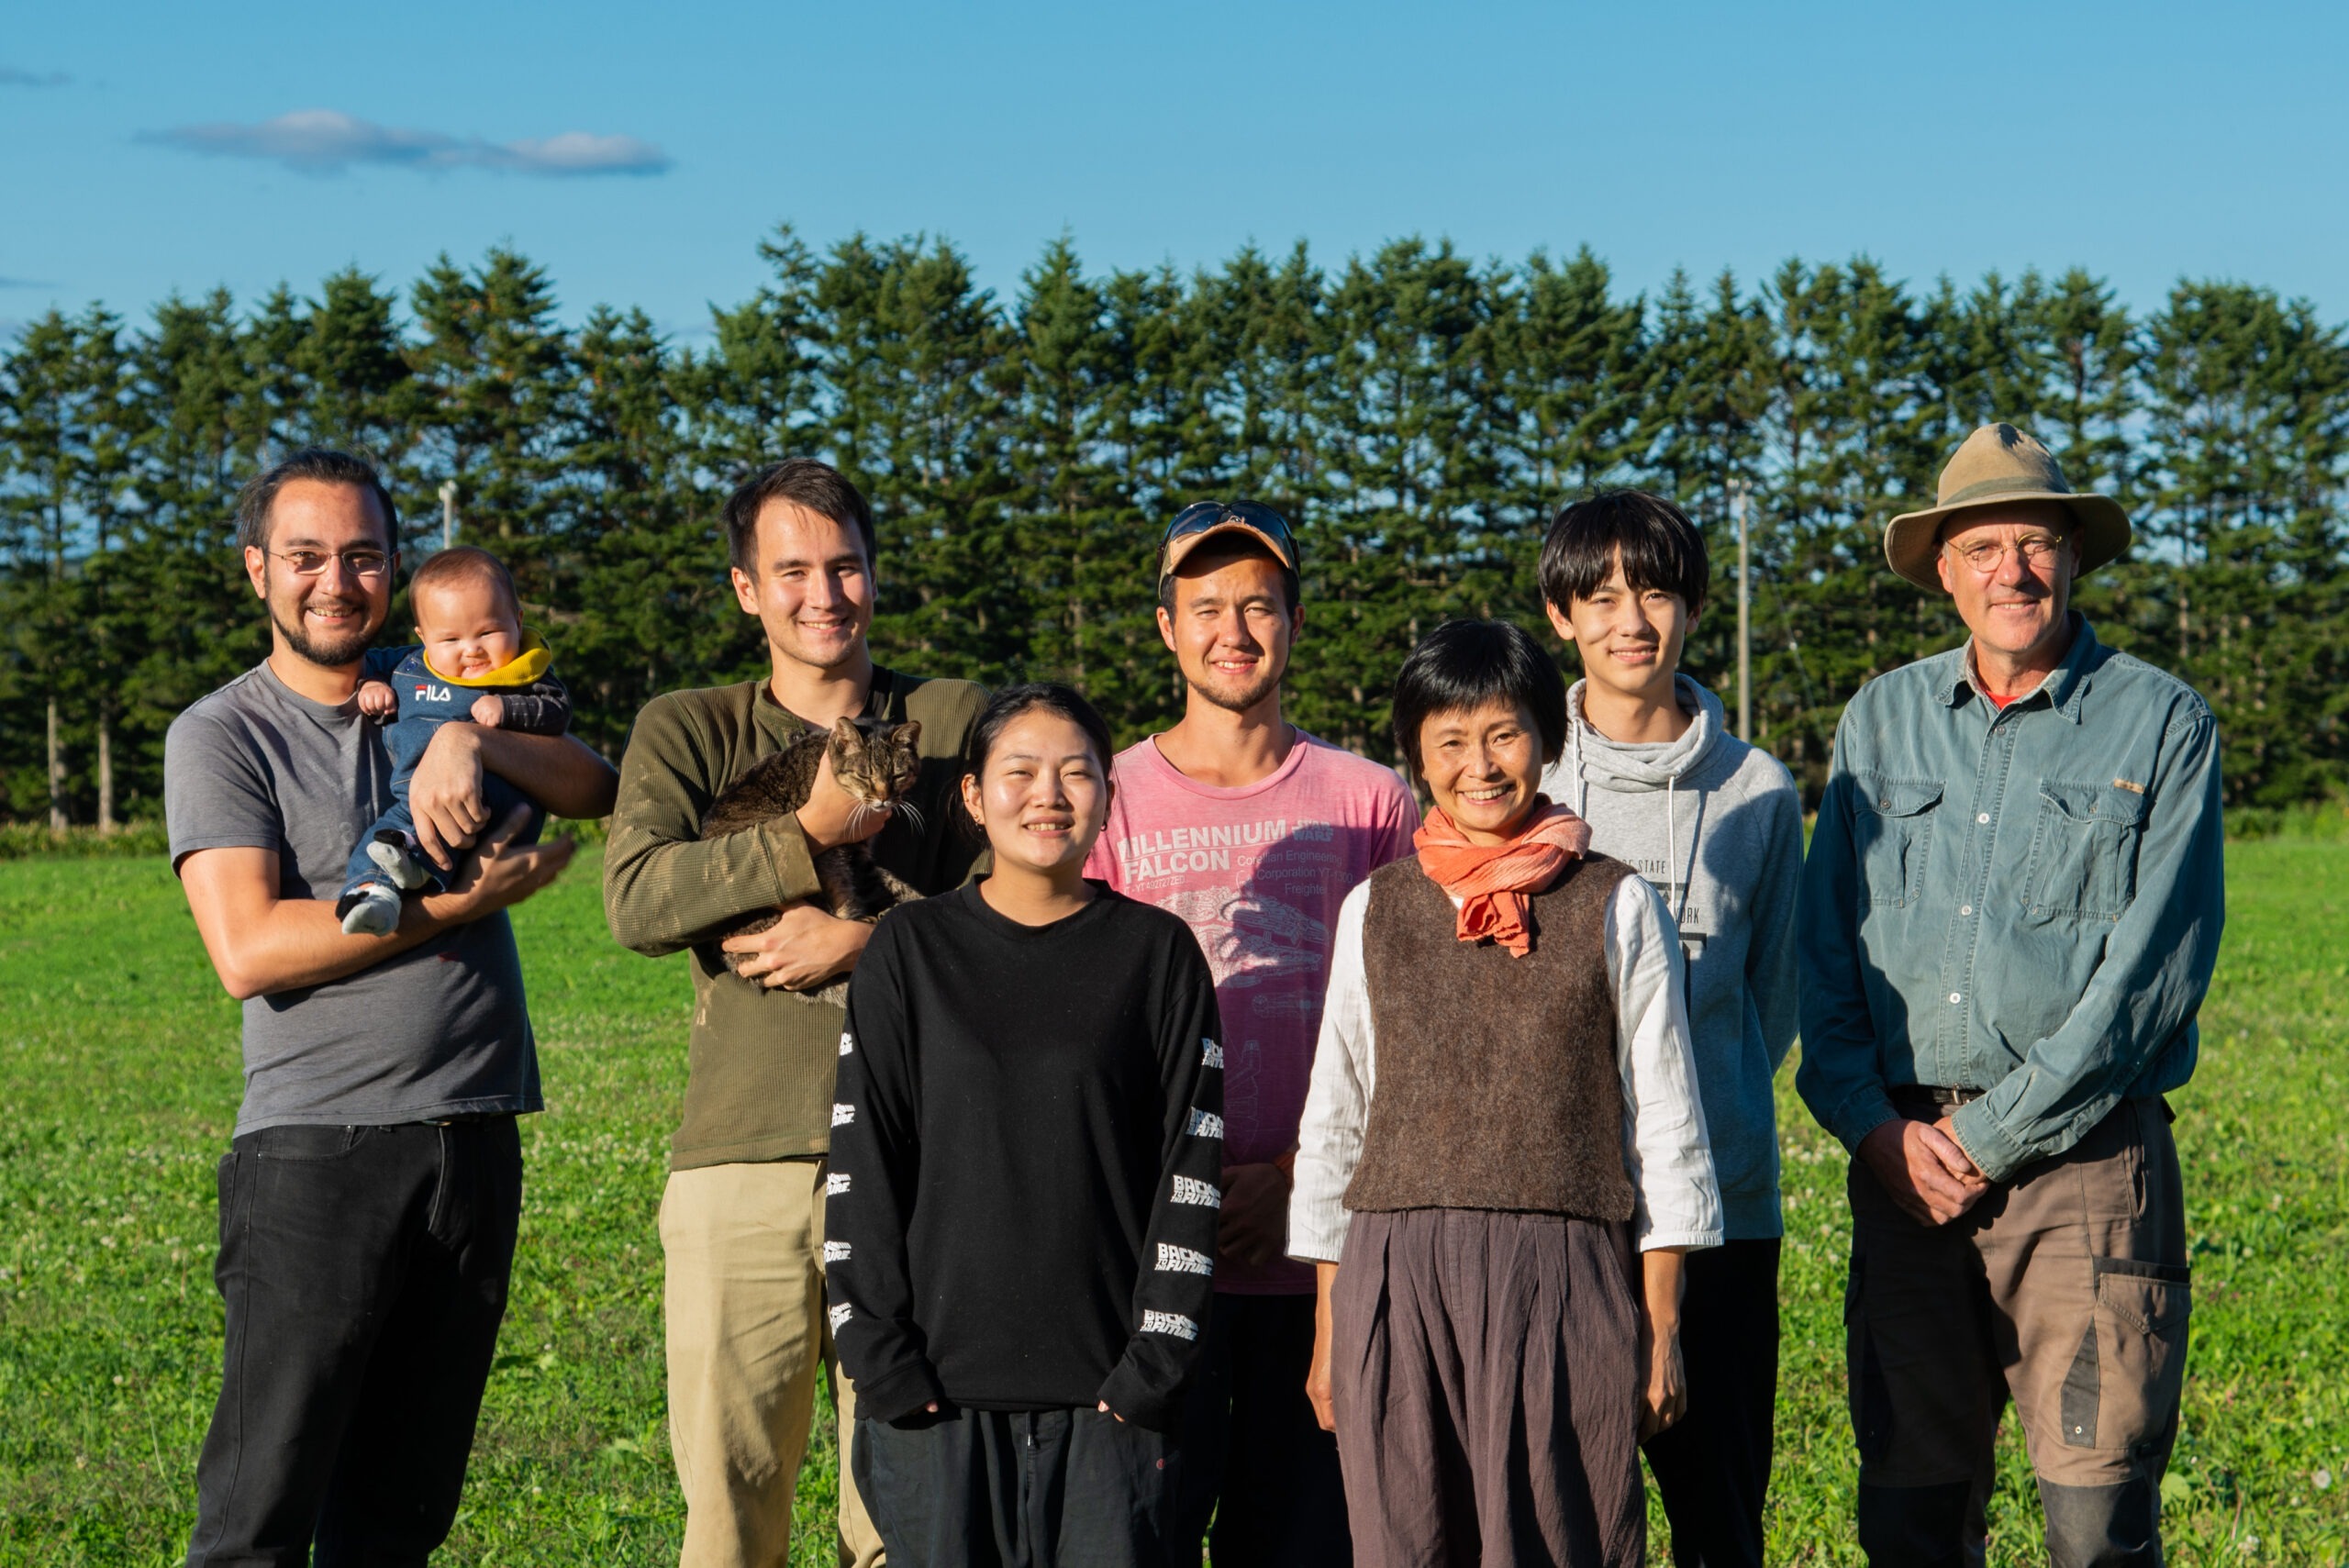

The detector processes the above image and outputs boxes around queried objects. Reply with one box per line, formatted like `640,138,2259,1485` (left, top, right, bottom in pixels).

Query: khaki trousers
1845,1096,2189,1568
662,1159,885,1568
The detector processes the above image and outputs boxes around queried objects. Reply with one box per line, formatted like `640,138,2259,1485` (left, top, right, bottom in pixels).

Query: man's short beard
1186,666,1283,716
271,599,377,669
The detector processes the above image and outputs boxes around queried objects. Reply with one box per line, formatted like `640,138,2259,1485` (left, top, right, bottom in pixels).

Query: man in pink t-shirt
1083,501,1417,1568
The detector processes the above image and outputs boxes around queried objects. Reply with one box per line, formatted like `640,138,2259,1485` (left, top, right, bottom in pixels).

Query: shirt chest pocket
1853,779,1943,907
2023,780,2146,921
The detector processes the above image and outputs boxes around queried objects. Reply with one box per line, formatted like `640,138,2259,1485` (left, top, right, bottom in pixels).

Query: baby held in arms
335,545,573,936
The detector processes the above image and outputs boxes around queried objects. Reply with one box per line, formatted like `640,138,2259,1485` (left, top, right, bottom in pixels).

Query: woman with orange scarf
1286,618,1720,1568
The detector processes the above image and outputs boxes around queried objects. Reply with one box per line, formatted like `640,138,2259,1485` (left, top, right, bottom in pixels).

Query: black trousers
1642,1238,1781,1568
185,1118,523,1568
855,1406,1176,1568
1169,1292,1351,1567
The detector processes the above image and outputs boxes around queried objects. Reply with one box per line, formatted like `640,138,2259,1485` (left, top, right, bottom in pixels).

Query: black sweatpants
1169,1292,1350,1567
185,1118,522,1568
855,1406,1177,1568
1642,1237,1781,1568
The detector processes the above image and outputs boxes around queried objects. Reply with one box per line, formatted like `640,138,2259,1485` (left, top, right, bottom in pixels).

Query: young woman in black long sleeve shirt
826,683,1224,1568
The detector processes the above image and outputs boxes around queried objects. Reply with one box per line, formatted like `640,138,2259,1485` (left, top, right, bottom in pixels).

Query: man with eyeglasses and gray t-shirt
164,449,615,1565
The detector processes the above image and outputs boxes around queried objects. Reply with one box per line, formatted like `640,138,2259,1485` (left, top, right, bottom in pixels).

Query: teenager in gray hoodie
1536,490,1801,1568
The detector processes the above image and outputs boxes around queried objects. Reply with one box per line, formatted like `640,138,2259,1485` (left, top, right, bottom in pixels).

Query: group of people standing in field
162,417,2222,1568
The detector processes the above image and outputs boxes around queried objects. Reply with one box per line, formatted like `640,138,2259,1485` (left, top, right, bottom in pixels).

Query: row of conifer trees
4,223,2345,827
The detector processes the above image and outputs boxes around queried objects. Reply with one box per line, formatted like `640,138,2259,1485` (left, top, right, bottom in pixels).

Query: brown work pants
662,1159,885,1568
1845,1096,2189,1568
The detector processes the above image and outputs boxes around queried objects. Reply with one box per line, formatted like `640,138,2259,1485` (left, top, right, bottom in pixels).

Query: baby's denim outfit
339,639,570,908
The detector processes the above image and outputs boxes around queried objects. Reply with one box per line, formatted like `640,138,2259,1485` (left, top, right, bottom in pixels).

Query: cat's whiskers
892,800,926,834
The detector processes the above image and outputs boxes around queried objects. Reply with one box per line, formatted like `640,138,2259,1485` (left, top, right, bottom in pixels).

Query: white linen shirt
1287,871,1723,1261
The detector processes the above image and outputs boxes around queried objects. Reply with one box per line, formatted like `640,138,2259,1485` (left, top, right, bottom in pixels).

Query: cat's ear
829,717,863,745
890,720,922,750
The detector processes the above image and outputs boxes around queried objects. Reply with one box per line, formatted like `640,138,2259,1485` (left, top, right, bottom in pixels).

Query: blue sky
5,1,2346,340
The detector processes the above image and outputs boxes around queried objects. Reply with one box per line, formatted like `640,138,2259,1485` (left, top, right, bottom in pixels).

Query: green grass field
2,843,2343,1565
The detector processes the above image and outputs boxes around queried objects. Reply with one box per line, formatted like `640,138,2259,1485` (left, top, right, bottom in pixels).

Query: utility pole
439,480,459,550
1732,478,1753,744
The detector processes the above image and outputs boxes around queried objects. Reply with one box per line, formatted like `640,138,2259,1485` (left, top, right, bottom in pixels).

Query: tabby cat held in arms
699,716,924,1006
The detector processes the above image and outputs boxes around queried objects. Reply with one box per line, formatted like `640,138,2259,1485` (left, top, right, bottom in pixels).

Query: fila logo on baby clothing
829,1303,852,1331
1156,1243,1213,1276
826,1172,852,1196
1186,1108,1224,1140
831,1103,856,1127
823,1240,852,1263
412,683,452,703
1141,1310,1198,1341
1201,1040,1224,1069
840,1031,855,1056
1171,1176,1221,1208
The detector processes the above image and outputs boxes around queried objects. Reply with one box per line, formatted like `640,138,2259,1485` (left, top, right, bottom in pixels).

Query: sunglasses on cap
1158,500,1301,578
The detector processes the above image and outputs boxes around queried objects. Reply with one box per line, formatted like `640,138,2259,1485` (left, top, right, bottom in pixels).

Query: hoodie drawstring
1564,681,1703,930
1665,773,1677,920
1665,772,1690,928
1569,720,1588,818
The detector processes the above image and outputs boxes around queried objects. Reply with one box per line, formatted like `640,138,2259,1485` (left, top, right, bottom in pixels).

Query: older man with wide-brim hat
1796,422,2226,1567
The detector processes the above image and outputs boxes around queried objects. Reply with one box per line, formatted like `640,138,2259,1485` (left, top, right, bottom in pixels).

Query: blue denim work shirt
1795,615,2224,1183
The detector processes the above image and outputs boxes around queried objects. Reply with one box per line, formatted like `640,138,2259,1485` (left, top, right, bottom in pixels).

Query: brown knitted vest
1343,851,1637,1221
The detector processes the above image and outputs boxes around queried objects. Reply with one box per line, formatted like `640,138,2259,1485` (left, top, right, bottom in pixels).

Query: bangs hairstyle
724,458,876,574
234,447,400,555
1390,618,1566,775
1538,488,1709,617
410,546,521,621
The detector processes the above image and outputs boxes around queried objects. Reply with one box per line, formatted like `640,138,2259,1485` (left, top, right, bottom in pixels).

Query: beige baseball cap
1157,500,1300,581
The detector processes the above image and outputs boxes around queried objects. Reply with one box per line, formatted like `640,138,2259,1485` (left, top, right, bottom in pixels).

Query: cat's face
827,717,922,806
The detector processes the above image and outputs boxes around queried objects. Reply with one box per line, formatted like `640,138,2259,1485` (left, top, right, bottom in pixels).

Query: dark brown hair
234,447,400,555
1538,488,1708,617
410,546,521,621
965,682,1116,778
724,458,877,574
1390,618,1567,774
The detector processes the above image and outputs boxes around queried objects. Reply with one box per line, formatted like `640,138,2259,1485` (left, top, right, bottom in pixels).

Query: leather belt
1888,1084,1986,1117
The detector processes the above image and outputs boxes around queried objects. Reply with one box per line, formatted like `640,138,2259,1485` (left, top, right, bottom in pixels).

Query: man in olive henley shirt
604,460,984,1568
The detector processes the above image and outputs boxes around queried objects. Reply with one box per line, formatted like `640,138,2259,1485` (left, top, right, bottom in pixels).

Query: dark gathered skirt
1330,1208,1645,1568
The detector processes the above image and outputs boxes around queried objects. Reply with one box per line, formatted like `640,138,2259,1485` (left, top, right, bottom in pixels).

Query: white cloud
0,67,71,87
139,108,671,177
486,131,668,174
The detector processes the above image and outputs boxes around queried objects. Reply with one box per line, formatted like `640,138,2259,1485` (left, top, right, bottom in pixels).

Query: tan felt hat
1884,423,2131,592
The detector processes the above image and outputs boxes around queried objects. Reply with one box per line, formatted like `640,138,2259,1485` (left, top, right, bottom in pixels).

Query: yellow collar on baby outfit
424,629,552,688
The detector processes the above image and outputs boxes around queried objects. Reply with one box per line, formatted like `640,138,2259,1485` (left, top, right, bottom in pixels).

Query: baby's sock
337,883,402,937
367,830,434,891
